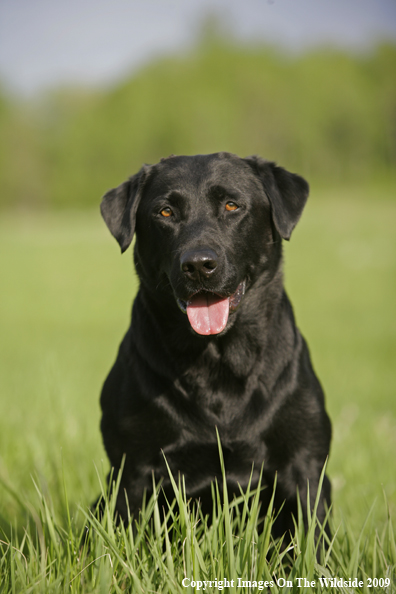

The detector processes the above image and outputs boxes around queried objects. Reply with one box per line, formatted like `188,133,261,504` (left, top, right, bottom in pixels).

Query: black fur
99,152,331,539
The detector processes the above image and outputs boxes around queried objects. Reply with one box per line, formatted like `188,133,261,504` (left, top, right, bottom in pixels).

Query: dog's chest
177,353,269,433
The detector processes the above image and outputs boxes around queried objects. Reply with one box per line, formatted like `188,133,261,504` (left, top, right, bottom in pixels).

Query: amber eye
160,207,173,217
225,201,238,211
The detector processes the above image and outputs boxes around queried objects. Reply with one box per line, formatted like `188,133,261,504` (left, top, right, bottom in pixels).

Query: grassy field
0,184,395,591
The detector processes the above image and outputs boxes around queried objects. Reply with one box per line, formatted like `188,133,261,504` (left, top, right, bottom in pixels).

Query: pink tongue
186,293,229,335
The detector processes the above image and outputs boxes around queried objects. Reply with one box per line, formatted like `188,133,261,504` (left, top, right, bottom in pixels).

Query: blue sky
0,0,395,96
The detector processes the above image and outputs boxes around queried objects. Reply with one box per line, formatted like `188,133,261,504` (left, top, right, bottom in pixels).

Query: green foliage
0,41,396,209
0,450,395,593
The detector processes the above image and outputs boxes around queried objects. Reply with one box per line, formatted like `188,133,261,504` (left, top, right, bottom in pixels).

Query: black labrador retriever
99,152,331,539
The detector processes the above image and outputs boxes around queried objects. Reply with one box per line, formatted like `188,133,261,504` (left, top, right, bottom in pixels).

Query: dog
99,152,331,540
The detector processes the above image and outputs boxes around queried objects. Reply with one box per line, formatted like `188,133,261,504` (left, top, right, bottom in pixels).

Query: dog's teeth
177,299,187,313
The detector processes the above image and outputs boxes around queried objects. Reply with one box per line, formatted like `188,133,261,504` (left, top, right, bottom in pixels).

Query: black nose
180,249,219,281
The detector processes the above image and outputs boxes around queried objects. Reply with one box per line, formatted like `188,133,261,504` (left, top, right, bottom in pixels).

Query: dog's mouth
176,280,246,336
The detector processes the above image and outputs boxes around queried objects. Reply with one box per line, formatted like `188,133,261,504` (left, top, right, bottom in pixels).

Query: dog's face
101,153,309,336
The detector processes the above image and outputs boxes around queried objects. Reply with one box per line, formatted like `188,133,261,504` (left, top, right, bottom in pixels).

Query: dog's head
101,153,308,336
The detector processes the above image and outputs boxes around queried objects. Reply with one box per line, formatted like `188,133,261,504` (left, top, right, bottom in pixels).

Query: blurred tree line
0,39,395,209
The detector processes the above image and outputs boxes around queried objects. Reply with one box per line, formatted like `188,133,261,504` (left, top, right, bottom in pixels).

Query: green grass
0,184,395,591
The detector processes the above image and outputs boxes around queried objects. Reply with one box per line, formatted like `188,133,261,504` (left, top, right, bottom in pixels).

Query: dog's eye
160,207,173,217
225,202,238,211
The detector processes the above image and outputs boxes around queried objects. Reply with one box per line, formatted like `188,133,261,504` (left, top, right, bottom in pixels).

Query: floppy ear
100,166,148,253
244,155,309,240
